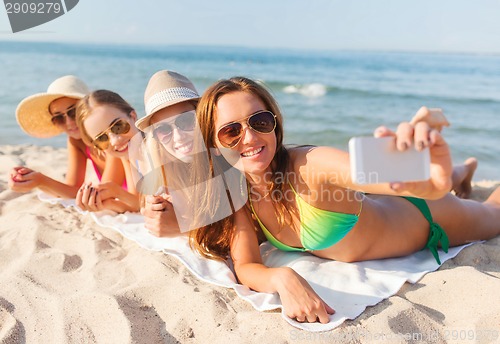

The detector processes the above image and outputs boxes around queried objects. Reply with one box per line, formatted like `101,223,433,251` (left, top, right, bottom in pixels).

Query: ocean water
1,41,499,180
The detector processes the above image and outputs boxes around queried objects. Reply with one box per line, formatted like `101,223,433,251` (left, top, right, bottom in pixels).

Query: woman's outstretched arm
9,137,88,198
299,121,452,200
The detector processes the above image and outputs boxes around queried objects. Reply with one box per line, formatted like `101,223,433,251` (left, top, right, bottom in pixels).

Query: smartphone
349,136,430,184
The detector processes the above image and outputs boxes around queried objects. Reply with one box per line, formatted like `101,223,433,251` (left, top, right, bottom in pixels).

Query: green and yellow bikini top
249,182,362,252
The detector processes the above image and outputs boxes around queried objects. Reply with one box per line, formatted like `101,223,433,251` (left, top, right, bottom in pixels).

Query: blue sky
1,0,500,53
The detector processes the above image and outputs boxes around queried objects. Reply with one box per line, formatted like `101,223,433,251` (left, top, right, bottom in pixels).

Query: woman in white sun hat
135,70,201,236
9,75,124,198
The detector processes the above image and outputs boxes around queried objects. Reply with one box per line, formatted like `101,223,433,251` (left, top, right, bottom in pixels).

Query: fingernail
418,141,425,150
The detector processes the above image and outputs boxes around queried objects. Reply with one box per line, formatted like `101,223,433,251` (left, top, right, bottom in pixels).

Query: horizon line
1,38,500,57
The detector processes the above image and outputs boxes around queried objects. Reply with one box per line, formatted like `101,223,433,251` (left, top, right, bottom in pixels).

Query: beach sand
1,144,499,344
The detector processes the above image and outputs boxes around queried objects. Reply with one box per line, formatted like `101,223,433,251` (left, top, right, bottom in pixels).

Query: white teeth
115,143,128,152
241,147,263,157
175,142,193,154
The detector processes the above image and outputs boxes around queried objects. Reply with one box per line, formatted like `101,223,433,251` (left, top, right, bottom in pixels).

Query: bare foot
485,184,500,205
452,157,478,199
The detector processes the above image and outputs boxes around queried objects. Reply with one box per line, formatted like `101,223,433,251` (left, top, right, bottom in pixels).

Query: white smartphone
349,136,430,184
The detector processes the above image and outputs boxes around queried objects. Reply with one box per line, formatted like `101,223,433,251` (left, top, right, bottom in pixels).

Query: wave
282,83,327,98
270,80,500,104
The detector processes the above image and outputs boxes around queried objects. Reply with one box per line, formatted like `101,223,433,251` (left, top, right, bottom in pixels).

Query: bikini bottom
402,196,450,265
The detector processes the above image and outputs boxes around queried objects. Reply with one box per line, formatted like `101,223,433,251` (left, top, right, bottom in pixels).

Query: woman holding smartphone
184,76,500,324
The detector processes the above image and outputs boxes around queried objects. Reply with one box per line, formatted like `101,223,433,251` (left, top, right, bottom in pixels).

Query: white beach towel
38,193,472,332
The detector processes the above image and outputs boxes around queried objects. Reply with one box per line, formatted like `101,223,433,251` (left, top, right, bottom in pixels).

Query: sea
1,41,499,180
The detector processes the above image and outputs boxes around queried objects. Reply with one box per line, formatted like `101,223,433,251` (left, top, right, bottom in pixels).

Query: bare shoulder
306,145,347,160
68,137,87,154
233,206,256,231
285,145,352,188
288,145,348,171
231,206,263,264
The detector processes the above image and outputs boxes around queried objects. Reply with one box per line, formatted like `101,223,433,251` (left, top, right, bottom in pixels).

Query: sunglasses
216,110,277,148
152,110,196,144
51,105,76,126
92,118,131,150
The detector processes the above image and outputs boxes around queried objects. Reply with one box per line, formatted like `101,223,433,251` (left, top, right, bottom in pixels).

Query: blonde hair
137,99,200,193
189,77,290,261
76,89,135,149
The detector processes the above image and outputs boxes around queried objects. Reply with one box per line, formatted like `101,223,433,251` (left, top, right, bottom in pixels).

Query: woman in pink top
75,89,141,213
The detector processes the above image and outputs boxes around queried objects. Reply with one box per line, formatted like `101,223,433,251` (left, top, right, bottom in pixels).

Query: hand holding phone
349,136,430,184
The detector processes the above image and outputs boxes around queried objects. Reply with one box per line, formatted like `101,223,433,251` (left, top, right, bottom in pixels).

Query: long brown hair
189,77,290,260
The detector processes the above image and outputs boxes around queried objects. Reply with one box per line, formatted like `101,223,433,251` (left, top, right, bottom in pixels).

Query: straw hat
16,75,90,138
135,70,200,131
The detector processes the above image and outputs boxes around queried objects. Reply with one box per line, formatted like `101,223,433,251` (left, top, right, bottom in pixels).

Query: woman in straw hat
182,76,500,324
75,90,141,213
134,70,201,236
9,75,124,198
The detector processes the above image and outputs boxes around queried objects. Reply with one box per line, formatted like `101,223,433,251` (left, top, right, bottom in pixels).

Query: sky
1,0,500,53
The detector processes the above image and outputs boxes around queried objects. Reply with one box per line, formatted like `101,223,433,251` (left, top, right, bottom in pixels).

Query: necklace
248,182,273,202
261,189,272,199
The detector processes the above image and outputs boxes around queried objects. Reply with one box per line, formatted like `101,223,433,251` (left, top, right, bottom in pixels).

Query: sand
1,144,499,344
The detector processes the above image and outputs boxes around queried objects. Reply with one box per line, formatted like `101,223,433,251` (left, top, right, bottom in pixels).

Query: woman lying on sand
9,75,124,198
75,90,141,213
134,70,204,234
179,76,500,324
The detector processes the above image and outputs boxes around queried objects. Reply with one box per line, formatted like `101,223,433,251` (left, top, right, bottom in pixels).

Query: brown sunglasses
216,110,277,148
92,118,131,150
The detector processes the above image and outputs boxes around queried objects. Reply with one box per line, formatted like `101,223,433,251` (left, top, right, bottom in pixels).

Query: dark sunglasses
216,110,277,148
92,118,131,150
152,110,196,144
51,105,77,126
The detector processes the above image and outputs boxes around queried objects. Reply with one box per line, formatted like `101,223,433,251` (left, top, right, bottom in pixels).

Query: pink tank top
85,147,128,190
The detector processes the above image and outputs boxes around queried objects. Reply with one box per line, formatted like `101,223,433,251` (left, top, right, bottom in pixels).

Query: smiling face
214,91,277,177
83,104,138,158
49,97,81,139
149,101,197,163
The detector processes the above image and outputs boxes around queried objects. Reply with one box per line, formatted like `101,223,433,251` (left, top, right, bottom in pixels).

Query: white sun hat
135,70,200,131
